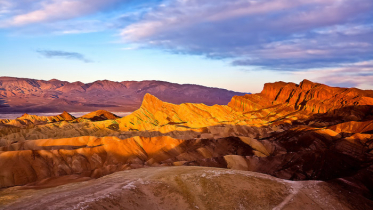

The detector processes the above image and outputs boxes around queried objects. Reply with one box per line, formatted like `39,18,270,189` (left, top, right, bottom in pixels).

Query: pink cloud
3,0,120,26
119,0,373,72
294,60,373,89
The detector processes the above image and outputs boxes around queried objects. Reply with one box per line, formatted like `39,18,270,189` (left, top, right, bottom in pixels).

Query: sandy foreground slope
1,166,372,210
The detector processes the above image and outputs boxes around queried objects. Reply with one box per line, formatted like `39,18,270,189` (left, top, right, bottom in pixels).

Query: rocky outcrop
227,79,373,115
260,79,373,113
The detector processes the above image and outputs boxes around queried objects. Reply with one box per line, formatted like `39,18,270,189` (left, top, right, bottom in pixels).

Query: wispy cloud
36,50,92,63
0,0,161,29
120,0,373,71
0,0,11,16
294,60,373,89
0,0,162,35
1,0,120,26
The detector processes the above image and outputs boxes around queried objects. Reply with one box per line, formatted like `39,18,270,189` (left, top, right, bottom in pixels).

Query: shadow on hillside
0,97,9,108
308,105,373,123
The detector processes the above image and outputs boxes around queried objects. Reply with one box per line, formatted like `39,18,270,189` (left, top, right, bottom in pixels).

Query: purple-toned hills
0,77,247,113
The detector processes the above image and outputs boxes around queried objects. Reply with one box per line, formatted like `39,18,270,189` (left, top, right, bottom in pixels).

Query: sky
0,0,372,93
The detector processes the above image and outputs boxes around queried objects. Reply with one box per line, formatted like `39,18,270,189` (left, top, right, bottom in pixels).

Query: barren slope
1,167,372,210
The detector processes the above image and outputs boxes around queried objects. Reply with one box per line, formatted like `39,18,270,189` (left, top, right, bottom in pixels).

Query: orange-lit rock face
118,93,241,132
0,136,257,188
259,79,373,113
0,79,373,202
117,79,373,132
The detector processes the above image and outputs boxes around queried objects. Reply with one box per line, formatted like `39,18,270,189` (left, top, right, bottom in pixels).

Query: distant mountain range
0,77,248,113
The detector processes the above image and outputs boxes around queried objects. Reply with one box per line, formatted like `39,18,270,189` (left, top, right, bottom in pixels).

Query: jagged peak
59,111,76,120
140,93,164,111
21,113,29,117
62,111,69,115
143,93,160,101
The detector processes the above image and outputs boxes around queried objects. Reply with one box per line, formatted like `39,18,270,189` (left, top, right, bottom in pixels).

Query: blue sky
1,0,373,93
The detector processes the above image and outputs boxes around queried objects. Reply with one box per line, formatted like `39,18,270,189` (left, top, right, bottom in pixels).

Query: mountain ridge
0,76,247,113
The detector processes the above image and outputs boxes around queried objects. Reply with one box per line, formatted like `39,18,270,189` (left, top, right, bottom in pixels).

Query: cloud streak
36,50,92,63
